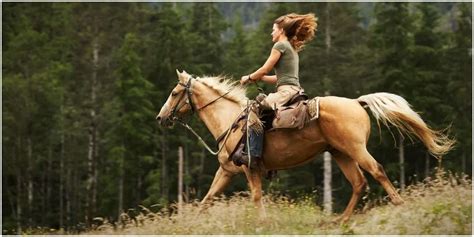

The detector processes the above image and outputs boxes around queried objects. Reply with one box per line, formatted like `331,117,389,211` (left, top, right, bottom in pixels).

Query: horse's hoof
391,198,404,205
332,215,349,224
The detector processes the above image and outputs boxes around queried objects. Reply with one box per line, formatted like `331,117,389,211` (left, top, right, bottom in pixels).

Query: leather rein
170,77,244,155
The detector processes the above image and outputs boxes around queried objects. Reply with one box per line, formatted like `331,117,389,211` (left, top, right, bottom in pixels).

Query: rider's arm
242,49,281,84
261,75,277,84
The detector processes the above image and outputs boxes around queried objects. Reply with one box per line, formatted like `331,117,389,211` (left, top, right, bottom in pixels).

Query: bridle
169,77,193,119
168,76,243,155
170,76,233,120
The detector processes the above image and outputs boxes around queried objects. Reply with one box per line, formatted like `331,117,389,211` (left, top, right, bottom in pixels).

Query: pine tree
223,11,252,79
411,3,447,117
443,3,472,173
187,3,228,75
2,3,75,232
145,3,190,90
370,2,416,189
408,3,451,177
70,3,148,225
104,32,156,218
372,3,415,94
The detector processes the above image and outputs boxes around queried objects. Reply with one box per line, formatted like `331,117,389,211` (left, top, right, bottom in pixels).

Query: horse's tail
357,92,455,158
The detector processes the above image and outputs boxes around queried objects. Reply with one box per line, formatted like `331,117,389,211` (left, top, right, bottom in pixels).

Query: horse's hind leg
201,166,234,204
332,150,367,222
352,148,404,205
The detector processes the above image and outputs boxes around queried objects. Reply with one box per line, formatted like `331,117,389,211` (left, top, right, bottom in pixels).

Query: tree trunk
45,145,53,227
93,130,99,216
178,146,184,213
323,151,333,213
65,137,72,229
325,3,332,51
184,142,190,201
399,136,405,192
86,38,99,225
424,151,430,178
161,130,168,201
16,167,22,234
59,129,64,230
118,141,125,220
65,154,71,229
323,3,333,214
198,147,205,198
137,174,142,204
118,168,124,220
6,184,17,231
27,136,33,226
71,157,79,227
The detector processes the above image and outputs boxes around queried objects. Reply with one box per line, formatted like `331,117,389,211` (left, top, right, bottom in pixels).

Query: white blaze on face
157,100,170,119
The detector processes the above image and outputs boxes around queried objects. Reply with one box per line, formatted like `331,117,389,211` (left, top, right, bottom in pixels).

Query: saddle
228,91,320,178
261,91,312,131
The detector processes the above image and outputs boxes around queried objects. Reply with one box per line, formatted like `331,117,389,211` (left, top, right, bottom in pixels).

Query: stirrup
240,154,259,169
230,143,246,166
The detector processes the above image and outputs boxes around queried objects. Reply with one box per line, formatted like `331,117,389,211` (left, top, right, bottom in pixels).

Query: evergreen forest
2,2,472,234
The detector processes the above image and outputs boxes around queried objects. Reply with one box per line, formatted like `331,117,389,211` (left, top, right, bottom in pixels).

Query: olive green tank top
272,40,300,88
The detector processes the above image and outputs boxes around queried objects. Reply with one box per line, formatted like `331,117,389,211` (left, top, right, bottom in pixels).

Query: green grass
85,170,471,235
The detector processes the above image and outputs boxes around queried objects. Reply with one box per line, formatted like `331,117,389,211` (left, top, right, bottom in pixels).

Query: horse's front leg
242,166,267,220
201,166,234,204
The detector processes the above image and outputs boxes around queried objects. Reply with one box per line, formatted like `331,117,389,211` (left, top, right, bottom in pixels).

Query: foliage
85,171,471,235
2,2,471,234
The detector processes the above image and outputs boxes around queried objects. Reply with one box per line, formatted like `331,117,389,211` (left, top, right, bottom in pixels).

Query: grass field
81,170,472,235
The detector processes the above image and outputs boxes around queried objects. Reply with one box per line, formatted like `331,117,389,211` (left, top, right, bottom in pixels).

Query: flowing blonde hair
274,13,318,52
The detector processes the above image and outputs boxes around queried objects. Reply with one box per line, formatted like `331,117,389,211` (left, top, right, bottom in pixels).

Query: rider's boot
232,97,268,169
239,128,263,169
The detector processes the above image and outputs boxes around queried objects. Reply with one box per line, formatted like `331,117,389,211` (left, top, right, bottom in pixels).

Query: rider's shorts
261,85,301,109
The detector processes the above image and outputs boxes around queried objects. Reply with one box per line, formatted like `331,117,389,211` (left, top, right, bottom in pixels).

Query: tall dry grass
83,169,471,235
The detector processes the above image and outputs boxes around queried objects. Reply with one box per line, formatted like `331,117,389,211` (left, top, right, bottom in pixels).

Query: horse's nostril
156,115,161,121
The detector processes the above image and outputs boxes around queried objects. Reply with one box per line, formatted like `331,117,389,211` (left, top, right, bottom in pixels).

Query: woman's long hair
274,13,318,52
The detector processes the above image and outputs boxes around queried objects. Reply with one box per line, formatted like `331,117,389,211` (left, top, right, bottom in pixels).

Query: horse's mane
197,75,248,107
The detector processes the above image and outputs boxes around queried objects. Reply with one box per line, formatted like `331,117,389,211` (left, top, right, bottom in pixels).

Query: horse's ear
180,70,191,82
176,69,181,79
176,69,190,82
182,70,192,78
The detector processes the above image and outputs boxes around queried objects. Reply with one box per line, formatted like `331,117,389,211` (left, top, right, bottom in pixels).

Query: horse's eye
171,91,178,97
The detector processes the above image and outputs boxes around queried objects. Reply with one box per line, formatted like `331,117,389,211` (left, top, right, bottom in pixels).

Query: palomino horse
156,70,454,222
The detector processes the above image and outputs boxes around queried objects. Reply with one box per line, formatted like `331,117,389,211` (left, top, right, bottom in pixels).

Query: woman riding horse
234,13,318,168
156,13,454,223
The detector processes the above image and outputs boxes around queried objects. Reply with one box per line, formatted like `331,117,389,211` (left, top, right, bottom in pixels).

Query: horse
156,70,455,222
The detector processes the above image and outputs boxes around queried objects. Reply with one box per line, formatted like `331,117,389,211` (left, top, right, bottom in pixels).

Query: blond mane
196,75,248,107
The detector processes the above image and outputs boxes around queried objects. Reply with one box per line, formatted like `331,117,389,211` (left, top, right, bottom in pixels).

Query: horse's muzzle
156,115,174,127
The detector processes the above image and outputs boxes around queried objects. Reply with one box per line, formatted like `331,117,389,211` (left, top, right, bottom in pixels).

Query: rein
175,108,245,155
171,77,243,155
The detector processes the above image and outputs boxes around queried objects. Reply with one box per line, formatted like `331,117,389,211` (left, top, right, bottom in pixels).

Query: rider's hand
240,75,251,85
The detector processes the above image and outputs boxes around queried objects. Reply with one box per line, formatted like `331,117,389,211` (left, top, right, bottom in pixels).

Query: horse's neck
194,91,243,139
